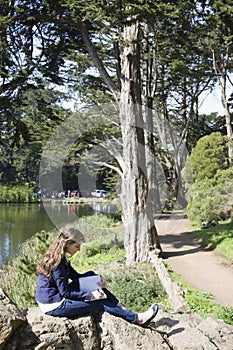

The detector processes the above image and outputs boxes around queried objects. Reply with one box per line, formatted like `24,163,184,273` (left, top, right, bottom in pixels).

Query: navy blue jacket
36,258,92,304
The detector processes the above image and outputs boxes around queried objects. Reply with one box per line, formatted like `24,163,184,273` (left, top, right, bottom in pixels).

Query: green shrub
0,184,38,203
0,229,57,308
75,213,124,244
193,221,233,261
189,132,228,183
107,267,167,312
214,167,233,185
187,165,233,226
187,180,225,225
169,268,233,326
185,133,233,226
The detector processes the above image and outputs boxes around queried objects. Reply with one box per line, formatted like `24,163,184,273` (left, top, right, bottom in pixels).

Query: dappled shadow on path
155,210,233,259
155,211,188,221
158,230,213,259
156,211,233,259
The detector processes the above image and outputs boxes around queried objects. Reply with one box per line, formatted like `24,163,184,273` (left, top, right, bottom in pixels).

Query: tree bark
119,20,161,265
142,25,162,213
212,47,233,163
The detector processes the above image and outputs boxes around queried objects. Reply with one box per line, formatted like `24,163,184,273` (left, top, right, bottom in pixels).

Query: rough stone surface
197,317,233,350
1,289,233,350
149,251,189,313
154,306,233,350
100,312,169,350
5,307,100,350
0,288,25,350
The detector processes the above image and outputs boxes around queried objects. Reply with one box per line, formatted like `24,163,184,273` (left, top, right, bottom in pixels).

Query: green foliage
168,268,233,326
216,306,233,326
71,245,126,275
108,266,167,312
187,170,233,225
185,290,233,326
77,212,122,228
0,229,57,308
187,180,228,225
75,213,123,243
185,290,219,317
0,184,39,203
189,132,228,183
186,133,233,225
193,221,233,261
214,167,233,185
1,211,233,326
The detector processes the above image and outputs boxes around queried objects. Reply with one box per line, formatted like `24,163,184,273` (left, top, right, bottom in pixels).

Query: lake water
0,201,119,268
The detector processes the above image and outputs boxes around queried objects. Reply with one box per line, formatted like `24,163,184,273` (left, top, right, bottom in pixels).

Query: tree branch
98,138,124,172
77,17,120,101
93,161,123,176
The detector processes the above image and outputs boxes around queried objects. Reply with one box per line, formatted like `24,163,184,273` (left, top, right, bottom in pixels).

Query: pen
97,289,104,297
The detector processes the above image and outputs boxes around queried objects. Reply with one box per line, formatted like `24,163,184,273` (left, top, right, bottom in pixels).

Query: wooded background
0,0,233,263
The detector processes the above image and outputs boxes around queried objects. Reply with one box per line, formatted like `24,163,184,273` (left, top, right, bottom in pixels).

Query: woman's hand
91,289,105,300
97,276,106,288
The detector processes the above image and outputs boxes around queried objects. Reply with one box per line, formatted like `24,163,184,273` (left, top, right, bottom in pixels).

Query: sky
199,76,233,115
62,80,231,116
199,88,224,115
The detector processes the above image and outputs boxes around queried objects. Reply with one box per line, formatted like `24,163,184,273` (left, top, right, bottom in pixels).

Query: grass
71,246,168,312
192,220,233,261
168,266,233,326
0,184,39,203
0,211,233,326
0,212,167,313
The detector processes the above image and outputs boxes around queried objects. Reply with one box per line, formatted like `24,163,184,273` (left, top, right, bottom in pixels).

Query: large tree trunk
119,20,161,265
144,105,162,213
141,24,162,213
213,47,233,163
79,16,162,265
220,72,233,163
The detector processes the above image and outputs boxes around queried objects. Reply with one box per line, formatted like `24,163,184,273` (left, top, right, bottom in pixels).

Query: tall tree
207,0,233,161
119,18,160,263
3,0,232,264
0,0,72,183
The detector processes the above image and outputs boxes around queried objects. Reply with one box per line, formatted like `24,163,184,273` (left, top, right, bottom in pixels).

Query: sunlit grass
193,221,233,261
0,213,125,310
1,212,233,326
168,266,233,326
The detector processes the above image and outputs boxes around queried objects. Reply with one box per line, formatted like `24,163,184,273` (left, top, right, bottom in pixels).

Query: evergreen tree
1,0,233,262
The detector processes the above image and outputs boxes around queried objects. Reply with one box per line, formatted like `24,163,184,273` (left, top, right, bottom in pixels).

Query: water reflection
0,201,119,268
0,204,53,268
91,202,119,213
43,201,94,228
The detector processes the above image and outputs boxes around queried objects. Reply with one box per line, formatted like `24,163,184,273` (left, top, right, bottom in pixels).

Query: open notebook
79,275,107,300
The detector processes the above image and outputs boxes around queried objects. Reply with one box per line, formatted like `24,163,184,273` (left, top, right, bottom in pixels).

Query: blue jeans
46,296,137,324
46,271,138,324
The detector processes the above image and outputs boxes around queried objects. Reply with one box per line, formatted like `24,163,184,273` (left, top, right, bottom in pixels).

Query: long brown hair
36,226,84,278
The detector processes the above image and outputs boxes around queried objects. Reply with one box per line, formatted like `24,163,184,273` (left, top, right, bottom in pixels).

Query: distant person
35,226,158,327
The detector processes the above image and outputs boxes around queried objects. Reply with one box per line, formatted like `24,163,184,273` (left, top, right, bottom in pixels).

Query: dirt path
155,211,233,308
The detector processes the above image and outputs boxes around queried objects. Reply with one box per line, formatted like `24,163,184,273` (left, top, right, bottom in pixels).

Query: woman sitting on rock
35,226,158,327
